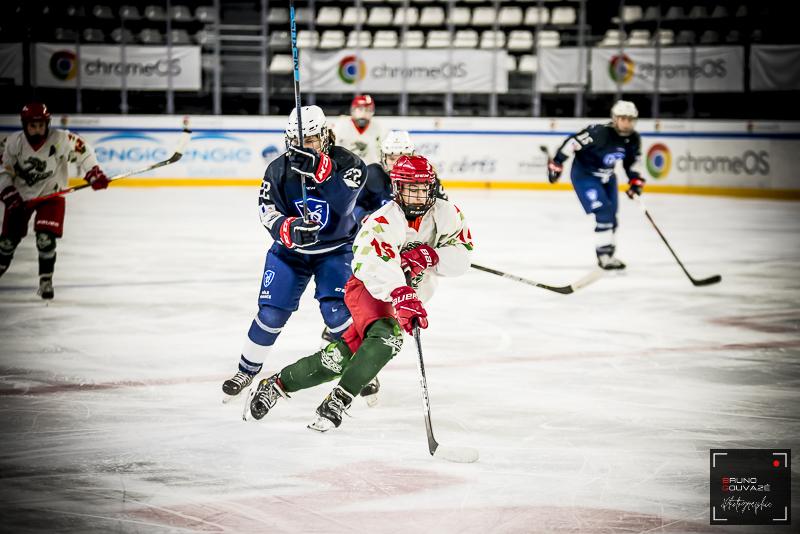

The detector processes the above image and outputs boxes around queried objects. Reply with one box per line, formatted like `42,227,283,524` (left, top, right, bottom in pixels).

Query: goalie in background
333,94,385,165
546,100,644,270
243,155,474,433
0,102,110,299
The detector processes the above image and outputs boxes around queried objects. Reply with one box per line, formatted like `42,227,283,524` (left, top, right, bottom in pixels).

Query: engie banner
34,43,201,90
591,47,744,93
298,49,507,93
0,43,23,86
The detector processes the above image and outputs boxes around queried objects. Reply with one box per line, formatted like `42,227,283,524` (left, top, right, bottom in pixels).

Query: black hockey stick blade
692,274,722,286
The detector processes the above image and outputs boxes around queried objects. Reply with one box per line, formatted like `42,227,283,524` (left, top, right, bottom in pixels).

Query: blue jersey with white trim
258,145,367,253
554,123,642,181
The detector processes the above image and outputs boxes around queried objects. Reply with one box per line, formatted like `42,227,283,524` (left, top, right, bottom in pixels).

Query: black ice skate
320,326,337,349
597,254,626,271
243,373,289,421
359,376,380,407
308,386,353,432
222,370,255,403
38,277,54,300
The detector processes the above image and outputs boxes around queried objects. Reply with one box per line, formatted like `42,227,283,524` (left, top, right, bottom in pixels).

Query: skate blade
222,392,240,404
363,393,379,407
307,416,335,433
241,386,259,421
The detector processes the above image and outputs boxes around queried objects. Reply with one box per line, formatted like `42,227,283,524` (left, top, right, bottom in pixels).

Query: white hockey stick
471,263,603,294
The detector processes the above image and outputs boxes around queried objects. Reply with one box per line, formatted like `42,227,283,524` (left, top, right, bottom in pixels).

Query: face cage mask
394,181,436,219
284,129,332,154
23,121,50,147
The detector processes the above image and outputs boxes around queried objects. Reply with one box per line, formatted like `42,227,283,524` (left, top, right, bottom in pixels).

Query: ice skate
37,277,54,300
320,326,336,349
359,376,380,407
222,370,255,403
597,254,626,271
308,386,353,432
243,373,289,421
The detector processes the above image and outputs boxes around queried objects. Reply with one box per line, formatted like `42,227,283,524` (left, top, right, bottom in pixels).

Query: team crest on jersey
15,157,53,186
263,270,275,288
293,197,330,228
603,151,625,167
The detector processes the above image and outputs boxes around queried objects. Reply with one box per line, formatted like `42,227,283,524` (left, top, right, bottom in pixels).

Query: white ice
1,187,798,533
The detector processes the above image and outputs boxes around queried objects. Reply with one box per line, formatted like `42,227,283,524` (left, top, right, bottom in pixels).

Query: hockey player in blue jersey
222,105,367,401
547,100,644,270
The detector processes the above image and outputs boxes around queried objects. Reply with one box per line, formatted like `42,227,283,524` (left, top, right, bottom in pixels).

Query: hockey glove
85,166,110,190
391,285,428,334
287,145,333,184
279,216,321,249
547,160,563,184
0,186,23,211
400,244,439,278
626,177,645,199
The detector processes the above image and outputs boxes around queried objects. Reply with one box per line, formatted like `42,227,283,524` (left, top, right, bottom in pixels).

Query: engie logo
338,55,366,84
50,50,78,81
646,143,672,178
94,133,168,164
609,54,634,84
184,132,252,163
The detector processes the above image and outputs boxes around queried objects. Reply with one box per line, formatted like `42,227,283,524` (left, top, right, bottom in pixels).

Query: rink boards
1,115,799,199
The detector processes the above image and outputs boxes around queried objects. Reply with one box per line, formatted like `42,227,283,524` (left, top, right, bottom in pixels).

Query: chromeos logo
50,50,78,81
338,55,366,84
646,143,672,178
609,54,635,84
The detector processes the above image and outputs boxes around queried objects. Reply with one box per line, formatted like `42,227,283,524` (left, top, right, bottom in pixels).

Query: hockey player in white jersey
333,94,384,165
243,155,474,432
0,102,109,298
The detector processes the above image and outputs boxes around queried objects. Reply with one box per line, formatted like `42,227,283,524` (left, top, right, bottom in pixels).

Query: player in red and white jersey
0,102,109,299
333,94,385,165
243,155,474,432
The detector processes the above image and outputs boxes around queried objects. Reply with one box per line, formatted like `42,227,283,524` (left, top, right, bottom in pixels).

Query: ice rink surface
0,187,798,533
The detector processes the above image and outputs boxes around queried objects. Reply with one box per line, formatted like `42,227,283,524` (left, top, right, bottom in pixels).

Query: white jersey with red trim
0,129,99,201
333,117,384,165
352,199,474,303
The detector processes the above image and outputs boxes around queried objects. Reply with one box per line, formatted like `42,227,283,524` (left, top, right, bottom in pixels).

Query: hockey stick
471,263,603,295
632,196,721,287
289,0,309,221
27,128,192,205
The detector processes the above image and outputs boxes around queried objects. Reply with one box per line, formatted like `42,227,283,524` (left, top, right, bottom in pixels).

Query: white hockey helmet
611,100,638,119
380,130,415,172
285,105,334,153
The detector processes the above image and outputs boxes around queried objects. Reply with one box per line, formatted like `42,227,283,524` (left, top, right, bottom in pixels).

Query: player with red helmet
243,155,474,432
0,102,109,299
333,94,385,165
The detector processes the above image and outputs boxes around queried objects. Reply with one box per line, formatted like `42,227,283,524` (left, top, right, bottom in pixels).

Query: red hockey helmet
350,94,375,112
21,102,51,124
390,155,437,218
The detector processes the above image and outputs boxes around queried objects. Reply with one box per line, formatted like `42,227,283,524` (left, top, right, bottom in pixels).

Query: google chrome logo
609,54,634,84
646,143,671,179
338,55,366,84
50,50,78,81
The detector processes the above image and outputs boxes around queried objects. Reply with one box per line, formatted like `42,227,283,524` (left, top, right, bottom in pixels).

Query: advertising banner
591,47,744,93
299,49,507,93
34,43,201,90
0,43,23,86
537,47,589,93
750,45,800,91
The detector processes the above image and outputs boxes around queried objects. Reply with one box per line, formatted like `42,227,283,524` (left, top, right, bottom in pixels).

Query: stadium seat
67,6,87,17
551,7,576,25
524,7,549,25
195,6,217,24
453,29,479,48
393,7,419,26
139,29,163,44
319,30,345,49
711,6,729,18
653,29,674,46
506,56,517,72
642,6,660,20
144,5,167,22
346,30,372,48
111,27,135,43
297,30,319,48
518,55,537,74
622,5,643,23
55,27,79,42
420,6,445,26
448,7,471,26
169,29,192,45
317,7,342,26
597,29,624,48
750,29,762,42
367,7,393,26
269,31,291,50
426,30,451,48
536,31,560,48
93,5,114,19
295,8,312,25
269,54,293,74
664,6,684,19
400,30,424,48
735,6,748,17
267,8,289,25
724,30,741,43
675,30,695,45
508,30,534,52
342,7,367,26
480,30,505,49
699,30,719,44
170,5,193,22
625,29,650,47
119,5,142,21
372,30,398,48
498,6,523,26
687,6,708,19
82,28,105,43
472,7,496,26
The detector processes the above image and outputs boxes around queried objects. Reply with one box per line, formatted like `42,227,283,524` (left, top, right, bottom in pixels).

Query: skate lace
232,372,251,386
328,393,352,419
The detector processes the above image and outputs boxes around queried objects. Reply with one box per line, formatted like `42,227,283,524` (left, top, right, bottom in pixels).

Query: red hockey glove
626,177,645,199
400,244,439,278
0,186,23,210
547,160,563,184
85,166,110,190
279,216,321,248
391,285,428,334
287,145,333,184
